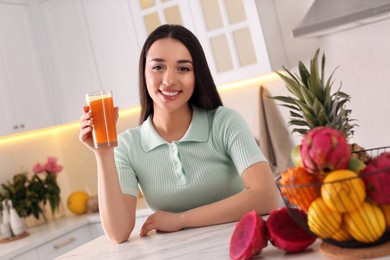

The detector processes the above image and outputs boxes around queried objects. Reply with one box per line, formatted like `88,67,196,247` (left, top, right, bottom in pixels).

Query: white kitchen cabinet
0,0,55,136
88,222,104,239
128,0,285,85
11,248,39,260
36,0,140,124
36,225,91,260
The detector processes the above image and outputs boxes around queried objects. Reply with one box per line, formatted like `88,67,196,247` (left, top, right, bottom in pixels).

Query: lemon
321,170,366,213
331,223,353,242
308,197,342,239
380,204,390,228
344,201,386,243
67,191,90,215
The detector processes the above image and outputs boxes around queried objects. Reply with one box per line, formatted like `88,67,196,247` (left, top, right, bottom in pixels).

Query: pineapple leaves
271,95,298,105
309,49,323,102
274,71,304,100
298,62,310,88
270,48,357,139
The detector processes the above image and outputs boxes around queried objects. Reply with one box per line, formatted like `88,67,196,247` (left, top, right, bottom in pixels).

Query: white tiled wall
272,0,390,149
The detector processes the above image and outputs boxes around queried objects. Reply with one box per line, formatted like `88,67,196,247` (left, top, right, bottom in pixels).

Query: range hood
293,0,390,38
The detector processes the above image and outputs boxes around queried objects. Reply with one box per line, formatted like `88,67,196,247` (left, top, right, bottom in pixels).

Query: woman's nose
162,69,177,86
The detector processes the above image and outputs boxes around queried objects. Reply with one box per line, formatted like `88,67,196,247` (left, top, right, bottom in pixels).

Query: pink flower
33,156,63,175
33,163,45,174
47,156,58,165
44,162,63,174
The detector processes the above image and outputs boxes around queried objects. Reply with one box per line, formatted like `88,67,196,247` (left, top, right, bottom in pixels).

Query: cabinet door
81,0,140,110
0,1,55,136
36,225,90,260
128,0,271,85
11,248,39,260
190,0,271,84
88,222,104,239
38,0,141,124
37,0,101,124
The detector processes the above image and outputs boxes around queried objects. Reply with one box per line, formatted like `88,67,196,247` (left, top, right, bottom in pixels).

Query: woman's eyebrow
178,59,193,64
149,58,193,64
149,58,165,62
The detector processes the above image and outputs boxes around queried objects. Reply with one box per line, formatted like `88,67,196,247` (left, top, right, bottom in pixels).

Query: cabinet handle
13,125,18,130
53,237,76,249
20,124,25,128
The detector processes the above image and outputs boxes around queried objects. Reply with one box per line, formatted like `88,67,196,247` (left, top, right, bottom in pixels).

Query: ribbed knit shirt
114,105,266,212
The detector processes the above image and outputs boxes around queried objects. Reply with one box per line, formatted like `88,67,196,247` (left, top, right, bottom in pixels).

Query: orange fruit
67,191,90,215
321,170,366,213
278,167,321,212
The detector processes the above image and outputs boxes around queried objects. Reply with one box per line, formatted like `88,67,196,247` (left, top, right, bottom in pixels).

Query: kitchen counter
57,213,390,260
0,213,101,259
57,220,325,259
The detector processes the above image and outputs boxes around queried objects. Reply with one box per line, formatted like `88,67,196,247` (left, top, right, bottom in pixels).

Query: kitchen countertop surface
56,210,390,260
56,219,323,259
0,212,101,259
0,197,149,260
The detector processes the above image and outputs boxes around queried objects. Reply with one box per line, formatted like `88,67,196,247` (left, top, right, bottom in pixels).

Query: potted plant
0,156,63,224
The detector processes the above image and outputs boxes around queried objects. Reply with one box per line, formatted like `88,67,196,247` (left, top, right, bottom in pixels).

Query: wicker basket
276,146,390,248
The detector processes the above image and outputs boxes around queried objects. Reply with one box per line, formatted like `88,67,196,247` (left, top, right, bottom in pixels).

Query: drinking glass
85,90,117,149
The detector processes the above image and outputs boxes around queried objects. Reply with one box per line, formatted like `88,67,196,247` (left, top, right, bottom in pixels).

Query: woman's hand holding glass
79,105,119,152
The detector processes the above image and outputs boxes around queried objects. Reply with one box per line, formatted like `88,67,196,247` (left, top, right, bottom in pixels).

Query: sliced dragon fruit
229,210,268,260
266,207,316,253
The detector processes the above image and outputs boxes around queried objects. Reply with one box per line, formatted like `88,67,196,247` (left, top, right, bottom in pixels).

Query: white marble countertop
57,216,327,260
0,213,100,259
57,209,390,260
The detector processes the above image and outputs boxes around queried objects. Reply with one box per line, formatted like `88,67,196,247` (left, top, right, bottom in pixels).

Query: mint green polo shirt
114,105,266,212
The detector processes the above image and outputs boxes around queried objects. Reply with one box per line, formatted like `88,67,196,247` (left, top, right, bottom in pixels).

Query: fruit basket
276,146,390,249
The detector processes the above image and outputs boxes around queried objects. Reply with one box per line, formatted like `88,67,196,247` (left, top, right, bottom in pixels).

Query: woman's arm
79,106,137,243
95,150,137,243
139,161,280,236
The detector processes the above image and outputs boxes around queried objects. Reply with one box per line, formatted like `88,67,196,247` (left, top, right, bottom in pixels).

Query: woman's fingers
79,106,94,145
114,107,119,123
139,218,155,237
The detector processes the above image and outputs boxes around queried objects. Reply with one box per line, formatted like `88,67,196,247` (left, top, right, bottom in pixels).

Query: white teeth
160,90,179,96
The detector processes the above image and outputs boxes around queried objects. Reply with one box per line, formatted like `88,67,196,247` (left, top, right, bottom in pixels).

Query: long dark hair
138,24,223,124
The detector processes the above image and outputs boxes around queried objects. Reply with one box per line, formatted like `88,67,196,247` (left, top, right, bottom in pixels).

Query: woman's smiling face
144,38,195,114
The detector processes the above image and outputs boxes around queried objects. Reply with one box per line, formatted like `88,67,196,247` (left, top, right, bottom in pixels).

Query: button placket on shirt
169,142,186,185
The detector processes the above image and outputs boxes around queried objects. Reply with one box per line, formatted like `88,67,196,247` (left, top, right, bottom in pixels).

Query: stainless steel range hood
293,0,390,38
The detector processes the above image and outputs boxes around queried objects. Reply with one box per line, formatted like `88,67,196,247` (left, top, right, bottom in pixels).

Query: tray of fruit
276,126,390,248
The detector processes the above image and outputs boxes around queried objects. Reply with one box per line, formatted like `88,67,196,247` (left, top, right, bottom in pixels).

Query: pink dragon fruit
266,207,316,253
230,210,268,260
300,126,351,175
360,152,390,205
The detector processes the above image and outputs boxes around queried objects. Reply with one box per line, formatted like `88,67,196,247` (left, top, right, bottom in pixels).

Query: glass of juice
85,90,117,149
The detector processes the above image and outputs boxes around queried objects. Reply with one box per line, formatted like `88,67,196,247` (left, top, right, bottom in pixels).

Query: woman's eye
178,67,190,72
152,65,164,70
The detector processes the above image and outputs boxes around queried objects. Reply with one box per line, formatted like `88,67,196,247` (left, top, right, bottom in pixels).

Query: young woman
79,24,279,243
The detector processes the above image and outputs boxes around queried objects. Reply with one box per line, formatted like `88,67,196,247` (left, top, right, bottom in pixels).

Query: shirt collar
140,105,209,152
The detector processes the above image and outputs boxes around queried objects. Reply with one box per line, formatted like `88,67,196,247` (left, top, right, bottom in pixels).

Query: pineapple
271,48,370,162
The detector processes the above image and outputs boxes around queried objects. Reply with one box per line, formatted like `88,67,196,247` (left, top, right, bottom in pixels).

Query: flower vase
47,200,65,220
24,202,48,228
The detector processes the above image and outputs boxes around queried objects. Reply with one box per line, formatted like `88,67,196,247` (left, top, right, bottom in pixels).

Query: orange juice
86,91,117,149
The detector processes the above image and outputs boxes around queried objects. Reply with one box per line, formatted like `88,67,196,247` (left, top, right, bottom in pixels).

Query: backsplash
273,0,390,148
